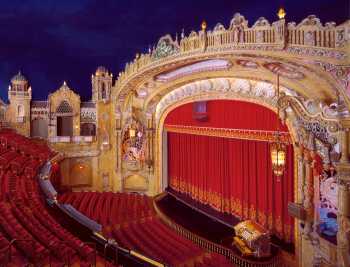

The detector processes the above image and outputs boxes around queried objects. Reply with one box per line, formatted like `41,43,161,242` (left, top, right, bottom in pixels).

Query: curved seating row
60,191,235,267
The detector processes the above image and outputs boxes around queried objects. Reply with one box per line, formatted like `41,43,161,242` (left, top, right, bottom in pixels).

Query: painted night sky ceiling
0,0,348,101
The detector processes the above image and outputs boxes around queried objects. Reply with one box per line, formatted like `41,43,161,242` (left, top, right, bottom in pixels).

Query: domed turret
10,71,29,91
95,66,108,76
11,71,28,83
7,71,32,136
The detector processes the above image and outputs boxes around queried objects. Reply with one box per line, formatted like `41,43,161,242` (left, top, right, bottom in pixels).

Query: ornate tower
91,66,113,103
7,71,32,136
91,66,115,191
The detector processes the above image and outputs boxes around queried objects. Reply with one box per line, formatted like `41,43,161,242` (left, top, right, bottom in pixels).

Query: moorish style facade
1,13,350,267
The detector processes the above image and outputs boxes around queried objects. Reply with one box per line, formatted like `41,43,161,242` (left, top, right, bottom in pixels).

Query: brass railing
153,194,285,267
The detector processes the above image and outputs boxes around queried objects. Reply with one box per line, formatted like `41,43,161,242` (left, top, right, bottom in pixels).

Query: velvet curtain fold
168,132,294,242
165,100,288,132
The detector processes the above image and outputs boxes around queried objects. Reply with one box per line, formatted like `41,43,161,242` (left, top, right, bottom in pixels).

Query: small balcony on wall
49,136,96,143
16,116,26,123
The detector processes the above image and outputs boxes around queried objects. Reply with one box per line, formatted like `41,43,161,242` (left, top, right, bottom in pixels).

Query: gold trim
130,250,165,267
165,124,291,143
93,231,107,241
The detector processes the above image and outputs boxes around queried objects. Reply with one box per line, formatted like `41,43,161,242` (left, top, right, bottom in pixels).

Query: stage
157,189,294,256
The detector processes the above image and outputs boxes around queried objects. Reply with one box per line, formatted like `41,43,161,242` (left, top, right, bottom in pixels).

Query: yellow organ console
233,220,271,258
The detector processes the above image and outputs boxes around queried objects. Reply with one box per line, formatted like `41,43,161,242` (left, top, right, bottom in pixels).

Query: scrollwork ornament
279,95,340,147
154,35,179,59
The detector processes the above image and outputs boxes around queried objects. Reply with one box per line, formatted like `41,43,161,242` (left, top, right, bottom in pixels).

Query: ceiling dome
95,66,108,76
11,71,28,84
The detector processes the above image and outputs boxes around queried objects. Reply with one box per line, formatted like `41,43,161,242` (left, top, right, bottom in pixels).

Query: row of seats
0,129,53,162
60,191,235,267
0,130,96,266
59,191,155,226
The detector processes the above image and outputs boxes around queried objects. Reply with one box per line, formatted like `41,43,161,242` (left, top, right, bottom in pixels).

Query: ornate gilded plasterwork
154,77,290,123
114,14,349,110
121,118,146,171
49,82,81,115
153,35,180,59
155,59,232,82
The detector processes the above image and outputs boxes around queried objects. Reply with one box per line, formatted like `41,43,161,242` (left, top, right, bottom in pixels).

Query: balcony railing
16,117,25,123
49,136,95,143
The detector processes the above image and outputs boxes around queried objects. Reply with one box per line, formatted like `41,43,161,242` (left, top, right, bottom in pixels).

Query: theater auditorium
0,9,349,267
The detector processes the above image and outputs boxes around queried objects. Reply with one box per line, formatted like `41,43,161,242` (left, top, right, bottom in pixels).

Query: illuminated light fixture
270,74,287,178
277,7,286,19
201,20,207,31
129,126,136,138
271,140,287,177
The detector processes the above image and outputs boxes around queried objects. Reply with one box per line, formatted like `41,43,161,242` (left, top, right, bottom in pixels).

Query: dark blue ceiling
0,0,348,101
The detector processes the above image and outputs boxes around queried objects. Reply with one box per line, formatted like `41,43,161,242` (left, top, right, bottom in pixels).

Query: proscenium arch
153,81,299,195
152,83,302,255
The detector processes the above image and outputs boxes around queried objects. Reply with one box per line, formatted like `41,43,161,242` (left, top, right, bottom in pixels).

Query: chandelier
270,74,287,178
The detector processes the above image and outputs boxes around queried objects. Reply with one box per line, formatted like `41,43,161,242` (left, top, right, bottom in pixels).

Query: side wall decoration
122,119,146,171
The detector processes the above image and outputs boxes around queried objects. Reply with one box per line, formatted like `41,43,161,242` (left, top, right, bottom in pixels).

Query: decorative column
296,144,306,267
297,145,306,205
114,110,123,192
145,113,154,171
303,148,314,237
340,128,349,164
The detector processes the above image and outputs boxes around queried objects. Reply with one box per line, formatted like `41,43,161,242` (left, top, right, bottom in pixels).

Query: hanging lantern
270,138,287,177
271,73,287,178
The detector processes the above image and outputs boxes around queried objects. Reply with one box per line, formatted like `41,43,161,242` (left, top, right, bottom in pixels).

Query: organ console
233,220,271,258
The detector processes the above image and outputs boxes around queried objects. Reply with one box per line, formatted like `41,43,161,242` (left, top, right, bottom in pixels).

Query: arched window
56,100,73,136
101,83,107,100
56,100,73,114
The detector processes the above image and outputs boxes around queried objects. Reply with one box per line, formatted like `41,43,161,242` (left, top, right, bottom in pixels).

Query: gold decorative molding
114,15,350,110
165,124,291,143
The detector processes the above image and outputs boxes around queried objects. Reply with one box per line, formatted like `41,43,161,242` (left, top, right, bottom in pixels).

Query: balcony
49,136,95,143
16,116,25,123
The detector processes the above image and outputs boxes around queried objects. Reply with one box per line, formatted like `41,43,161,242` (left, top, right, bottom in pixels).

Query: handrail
153,194,283,267
130,250,165,267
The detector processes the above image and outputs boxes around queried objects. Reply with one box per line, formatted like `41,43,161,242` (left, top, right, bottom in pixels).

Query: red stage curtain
165,100,288,132
168,132,294,242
